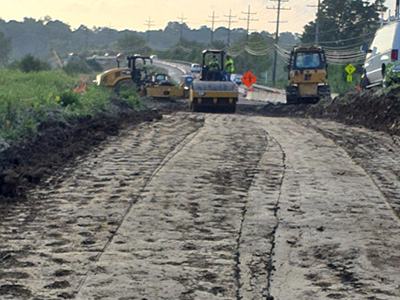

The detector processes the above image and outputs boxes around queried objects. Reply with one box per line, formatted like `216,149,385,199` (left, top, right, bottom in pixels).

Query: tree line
0,0,386,86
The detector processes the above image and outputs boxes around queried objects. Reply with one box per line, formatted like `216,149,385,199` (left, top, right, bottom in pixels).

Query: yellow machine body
96,67,188,99
286,46,331,104
95,67,132,88
147,85,186,99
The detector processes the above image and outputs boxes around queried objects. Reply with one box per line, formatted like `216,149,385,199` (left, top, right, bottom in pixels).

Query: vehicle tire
114,79,137,96
360,76,370,90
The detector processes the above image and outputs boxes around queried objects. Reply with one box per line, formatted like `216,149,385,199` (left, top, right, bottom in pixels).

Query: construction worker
208,55,220,80
223,54,235,81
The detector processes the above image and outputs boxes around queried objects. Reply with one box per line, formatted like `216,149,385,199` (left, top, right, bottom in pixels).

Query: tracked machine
286,46,331,104
190,50,238,113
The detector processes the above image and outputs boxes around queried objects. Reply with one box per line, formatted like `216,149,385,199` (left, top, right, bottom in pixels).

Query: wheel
360,76,370,90
114,80,137,96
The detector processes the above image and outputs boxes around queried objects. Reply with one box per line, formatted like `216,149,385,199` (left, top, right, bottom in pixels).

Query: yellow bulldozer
286,46,331,104
94,55,186,99
190,50,238,113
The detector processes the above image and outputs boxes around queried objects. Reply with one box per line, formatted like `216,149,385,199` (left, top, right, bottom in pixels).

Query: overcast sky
0,0,396,34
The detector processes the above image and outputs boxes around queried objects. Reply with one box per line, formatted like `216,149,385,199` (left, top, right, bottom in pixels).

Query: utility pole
144,17,155,44
207,11,219,44
222,9,238,46
85,27,89,53
240,5,258,72
267,0,290,85
177,13,188,40
308,0,321,44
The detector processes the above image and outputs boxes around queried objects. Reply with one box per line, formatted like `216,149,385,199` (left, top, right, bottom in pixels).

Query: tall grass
0,69,115,142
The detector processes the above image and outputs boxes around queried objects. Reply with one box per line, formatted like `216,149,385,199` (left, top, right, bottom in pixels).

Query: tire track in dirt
265,117,400,300
236,135,286,300
303,118,400,221
0,113,204,300
74,114,274,300
75,116,205,295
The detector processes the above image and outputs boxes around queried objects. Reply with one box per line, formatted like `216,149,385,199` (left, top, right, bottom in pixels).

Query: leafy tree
210,40,226,50
0,31,11,66
302,0,386,47
117,32,146,52
10,54,51,72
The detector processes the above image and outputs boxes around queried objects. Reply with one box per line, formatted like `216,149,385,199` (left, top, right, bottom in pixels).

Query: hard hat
212,55,217,58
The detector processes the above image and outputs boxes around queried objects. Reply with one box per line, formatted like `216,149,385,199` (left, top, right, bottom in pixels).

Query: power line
207,11,219,44
222,9,238,46
144,17,155,44
267,0,291,85
240,5,258,72
177,13,188,40
307,0,321,44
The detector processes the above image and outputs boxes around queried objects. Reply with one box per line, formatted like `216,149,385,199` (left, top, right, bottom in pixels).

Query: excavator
190,50,238,113
286,46,331,104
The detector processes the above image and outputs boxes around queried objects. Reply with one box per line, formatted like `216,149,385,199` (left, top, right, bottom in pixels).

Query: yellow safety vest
225,59,234,73
209,60,219,71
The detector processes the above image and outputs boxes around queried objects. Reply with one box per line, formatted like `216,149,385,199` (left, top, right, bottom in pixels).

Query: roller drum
192,81,237,92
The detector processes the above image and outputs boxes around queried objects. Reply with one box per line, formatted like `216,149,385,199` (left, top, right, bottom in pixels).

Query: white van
362,21,400,88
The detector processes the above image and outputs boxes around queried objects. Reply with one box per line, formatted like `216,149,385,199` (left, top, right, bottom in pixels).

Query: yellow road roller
190,50,238,113
95,55,188,99
94,55,151,96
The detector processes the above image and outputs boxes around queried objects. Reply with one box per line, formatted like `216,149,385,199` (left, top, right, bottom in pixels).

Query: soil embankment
239,87,400,136
0,99,165,204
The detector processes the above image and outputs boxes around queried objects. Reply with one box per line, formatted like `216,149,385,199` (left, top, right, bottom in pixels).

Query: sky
0,0,397,34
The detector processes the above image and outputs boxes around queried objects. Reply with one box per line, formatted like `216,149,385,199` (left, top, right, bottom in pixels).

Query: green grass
0,69,136,142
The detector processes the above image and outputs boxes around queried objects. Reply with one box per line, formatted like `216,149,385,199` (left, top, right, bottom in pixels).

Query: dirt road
1,113,400,300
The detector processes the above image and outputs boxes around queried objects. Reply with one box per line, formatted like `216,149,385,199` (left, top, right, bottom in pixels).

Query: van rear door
366,22,398,84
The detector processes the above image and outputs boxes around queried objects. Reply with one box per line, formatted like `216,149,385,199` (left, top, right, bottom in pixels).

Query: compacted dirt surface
1,107,400,299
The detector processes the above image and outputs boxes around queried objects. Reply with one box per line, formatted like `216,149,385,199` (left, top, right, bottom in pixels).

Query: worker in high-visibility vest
223,54,235,81
208,55,220,80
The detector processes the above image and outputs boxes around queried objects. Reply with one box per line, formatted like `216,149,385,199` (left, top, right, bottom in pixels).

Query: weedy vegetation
0,68,141,142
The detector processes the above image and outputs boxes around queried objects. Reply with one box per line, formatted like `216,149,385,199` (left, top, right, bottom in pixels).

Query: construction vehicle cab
286,46,331,104
190,50,238,113
200,50,225,81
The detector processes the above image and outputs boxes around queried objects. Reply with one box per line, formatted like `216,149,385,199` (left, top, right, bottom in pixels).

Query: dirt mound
239,87,400,136
0,99,162,204
307,88,400,135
